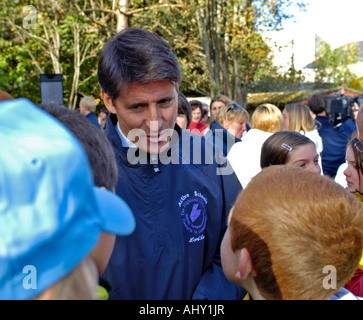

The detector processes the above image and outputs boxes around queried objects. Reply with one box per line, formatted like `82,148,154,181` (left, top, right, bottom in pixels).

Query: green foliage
0,0,309,107
0,1,39,100
312,40,362,86
347,77,363,93
191,0,308,106
128,0,211,96
0,0,113,107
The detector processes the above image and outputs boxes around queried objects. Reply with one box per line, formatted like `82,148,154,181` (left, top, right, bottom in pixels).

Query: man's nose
147,105,162,131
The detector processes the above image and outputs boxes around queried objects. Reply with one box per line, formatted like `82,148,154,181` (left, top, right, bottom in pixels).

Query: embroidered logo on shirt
179,191,207,242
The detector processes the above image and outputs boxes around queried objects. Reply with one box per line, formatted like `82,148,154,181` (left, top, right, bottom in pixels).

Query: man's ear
101,89,117,114
235,248,252,281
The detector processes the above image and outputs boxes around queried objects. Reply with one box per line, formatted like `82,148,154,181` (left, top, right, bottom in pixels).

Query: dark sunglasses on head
227,103,242,112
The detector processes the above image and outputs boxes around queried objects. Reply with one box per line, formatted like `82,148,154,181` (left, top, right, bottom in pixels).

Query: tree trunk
195,4,215,96
211,0,221,93
240,83,248,109
221,16,231,97
232,49,244,107
69,23,80,109
116,0,129,32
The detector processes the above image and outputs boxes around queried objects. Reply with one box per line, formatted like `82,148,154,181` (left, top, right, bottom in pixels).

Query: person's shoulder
227,138,243,155
316,116,330,126
208,120,222,132
340,118,356,132
342,118,355,126
238,129,271,146
86,112,101,128
304,128,321,139
103,115,122,147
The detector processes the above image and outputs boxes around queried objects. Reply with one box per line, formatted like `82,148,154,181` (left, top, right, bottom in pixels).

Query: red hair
230,165,363,299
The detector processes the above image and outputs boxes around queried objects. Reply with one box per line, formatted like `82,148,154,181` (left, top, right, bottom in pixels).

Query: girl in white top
227,103,282,188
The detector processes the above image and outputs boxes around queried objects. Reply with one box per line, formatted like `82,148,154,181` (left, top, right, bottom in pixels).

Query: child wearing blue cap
38,102,119,276
0,98,135,300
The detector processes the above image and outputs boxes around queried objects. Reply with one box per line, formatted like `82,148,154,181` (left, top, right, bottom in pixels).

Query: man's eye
159,99,171,106
131,104,144,110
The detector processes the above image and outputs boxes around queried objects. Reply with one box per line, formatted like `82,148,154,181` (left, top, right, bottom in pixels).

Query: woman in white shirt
227,103,282,188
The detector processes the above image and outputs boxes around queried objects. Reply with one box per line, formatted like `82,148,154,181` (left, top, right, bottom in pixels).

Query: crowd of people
1,27,363,301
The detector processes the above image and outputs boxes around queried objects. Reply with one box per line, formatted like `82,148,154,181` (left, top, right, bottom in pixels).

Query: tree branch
5,17,44,74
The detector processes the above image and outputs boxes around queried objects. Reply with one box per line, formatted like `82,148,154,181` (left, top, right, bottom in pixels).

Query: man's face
102,80,178,154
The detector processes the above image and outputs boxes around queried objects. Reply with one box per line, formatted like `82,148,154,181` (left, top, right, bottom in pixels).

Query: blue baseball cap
0,98,135,299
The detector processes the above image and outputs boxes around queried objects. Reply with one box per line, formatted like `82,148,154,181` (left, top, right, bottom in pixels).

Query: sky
287,0,363,49
267,0,363,71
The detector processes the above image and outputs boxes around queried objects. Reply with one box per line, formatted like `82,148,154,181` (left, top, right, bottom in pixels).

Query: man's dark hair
38,103,118,191
307,94,325,115
97,28,182,104
178,93,192,129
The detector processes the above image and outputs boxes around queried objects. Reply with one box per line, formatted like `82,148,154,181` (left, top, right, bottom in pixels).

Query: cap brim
93,187,135,236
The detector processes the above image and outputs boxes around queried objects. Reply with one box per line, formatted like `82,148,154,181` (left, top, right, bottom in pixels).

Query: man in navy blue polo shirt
307,94,355,178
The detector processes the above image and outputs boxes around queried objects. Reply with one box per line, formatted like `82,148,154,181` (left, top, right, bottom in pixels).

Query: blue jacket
101,114,245,300
86,112,101,129
316,116,355,177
